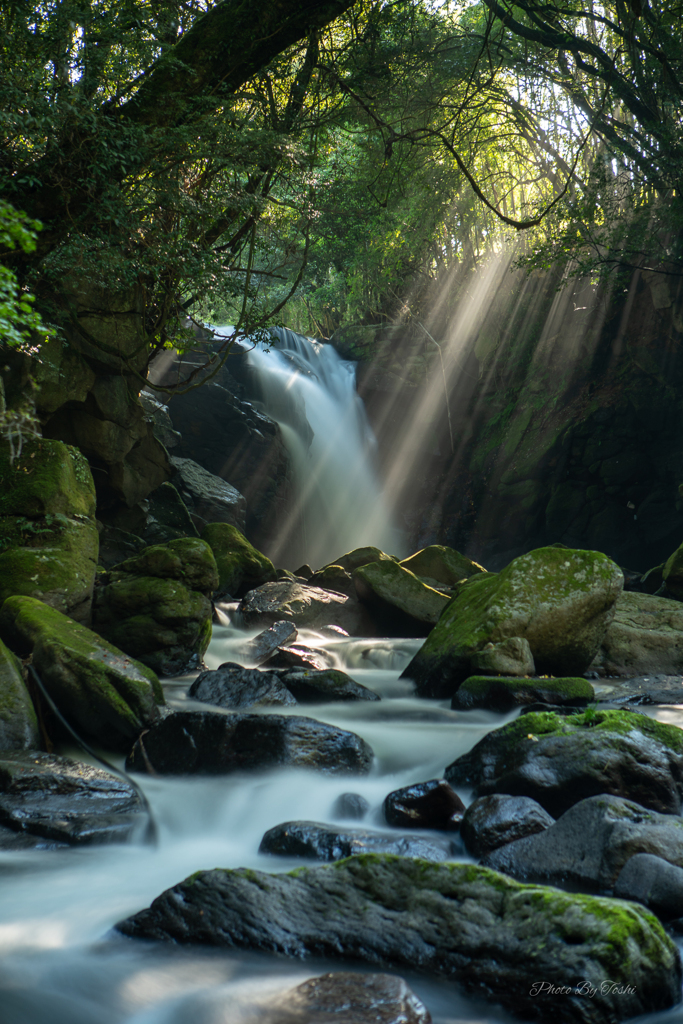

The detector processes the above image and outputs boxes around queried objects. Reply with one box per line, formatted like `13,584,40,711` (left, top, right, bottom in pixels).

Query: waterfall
241,326,403,569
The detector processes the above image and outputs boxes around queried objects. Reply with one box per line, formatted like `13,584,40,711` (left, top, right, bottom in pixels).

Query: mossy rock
200,523,275,597
663,540,683,599
0,516,99,623
402,546,623,698
117,854,681,1024
451,675,594,712
399,545,486,586
0,437,96,519
113,537,218,593
323,546,395,574
142,482,199,544
0,596,162,752
445,708,683,817
0,637,39,750
353,560,449,629
308,564,355,597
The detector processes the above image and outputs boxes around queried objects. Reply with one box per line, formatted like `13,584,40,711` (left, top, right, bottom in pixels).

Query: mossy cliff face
0,438,99,622
93,538,218,675
403,546,623,697
200,522,275,597
0,596,162,751
116,854,681,1024
0,637,39,751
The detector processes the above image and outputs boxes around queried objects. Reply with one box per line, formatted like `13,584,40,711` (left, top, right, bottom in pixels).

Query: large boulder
0,750,145,846
117,855,681,1024
188,663,297,709
402,547,624,698
126,710,374,776
451,675,593,712
399,545,486,586
615,853,683,921
0,437,98,622
590,591,683,676
269,972,431,1024
239,581,374,636
170,456,246,532
201,522,275,597
352,560,449,634
0,596,163,751
445,709,683,817
323,546,395,573
92,537,218,674
259,820,457,862
484,794,683,891
0,637,39,750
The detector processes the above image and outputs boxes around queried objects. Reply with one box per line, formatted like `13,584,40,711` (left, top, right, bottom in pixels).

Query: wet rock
402,546,623,698
140,482,198,545
170,456,246,532
451,675,593,712
239,581,373,636
292,564,313,580
0,596,163,751
461,794,555,859
324,546,395,573
353,561,449,634
281,669,380,703
469,637,534,677
614,853,683,919
97,524,146,570
201,523,275,598
267,972,431,1024
188,663,296,709
484,794,683,890
264,644,334,671
259,820,458,862
237,620,298,666
93,537,218,675
333,792,370,820
139,392,181,450
0,823,68,850
126,710,374,776
596,674,683,705
591,591,683,676
399,545,486,586
308,565,356,598
0,751,145,845
383,779,464,830
117,855,681,1024
444,708,683,817
0,637,39,751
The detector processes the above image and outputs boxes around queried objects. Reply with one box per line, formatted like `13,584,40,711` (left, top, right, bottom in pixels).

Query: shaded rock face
0,638,39,751
461,794,555,859
116,855,682,1024
280,669,379,704
170,456,247,533
126,710,374,776
263,972,432,1024
402,547,623,698
201,522,275,598
469,637,534,677
352,560,449,635
324,546,396,573
399,545,486,586
333,792,370,820
591,591,683,676
189,663,296,709
445,709,683,817
383,779,465,831
0,437,99,623
239,581,374,636
0,595,163,752
615,853,683,920
263,643,334,672
235,620,297,666
451,675,594,712
308,565,355,597
93,537,218,675
483,794,683,891
259,820,458,862
0,751,145,846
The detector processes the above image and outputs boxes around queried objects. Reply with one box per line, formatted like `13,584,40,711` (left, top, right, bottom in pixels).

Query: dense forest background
1,0,682,571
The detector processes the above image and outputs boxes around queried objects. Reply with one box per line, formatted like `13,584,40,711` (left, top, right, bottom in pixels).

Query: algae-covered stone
400,545,486,586
451,675,594,712
591,591,683,676
117,855,681,1024
402,546,623,698
0,637,39,750
200,523,275,597
114,537,218,593
0,596,163,751
323,546,395,573
0,437,96,519
469,636,535,677
445,708,683,817
352,560,449,630
308,564,355,597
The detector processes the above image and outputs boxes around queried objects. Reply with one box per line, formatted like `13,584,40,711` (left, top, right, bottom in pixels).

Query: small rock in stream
236,620,298,666
281,668,380,703
264,643,334,671
262,972,431,1024
259,820,459,862
383,779,465,830
460,794,555,859
188,663,296,709
333,792,370,820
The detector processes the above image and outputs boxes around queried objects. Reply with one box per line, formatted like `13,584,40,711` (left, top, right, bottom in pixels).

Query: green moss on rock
400,545,486,585
114,536,218,592
353,559,449,626
323,546,395,574
452,675,594,711
200,523,275,596
0,437,96,519
0,636,39,750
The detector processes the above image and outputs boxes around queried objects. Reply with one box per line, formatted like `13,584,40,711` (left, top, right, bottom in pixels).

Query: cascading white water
241,326,403,569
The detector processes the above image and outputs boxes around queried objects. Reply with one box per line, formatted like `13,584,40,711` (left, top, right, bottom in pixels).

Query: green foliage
0,202,52,349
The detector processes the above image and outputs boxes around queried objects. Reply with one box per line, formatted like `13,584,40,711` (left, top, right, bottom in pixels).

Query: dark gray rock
141,481,199,545
281,669,380,703
383,779,464,831
445,709,683,817
333,792,370,820
237,621,298,666
615,853,683,919
170,455,247,532
188,663,296,709
259,820,458,862
451,675,593,712
264,644,335,671
483,794,683,889
239,581,375,636
260,972,431,1024
126,711,374,776
0,823,68,850
0,751,145,846
116,855,682,1024
461,794,555,859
